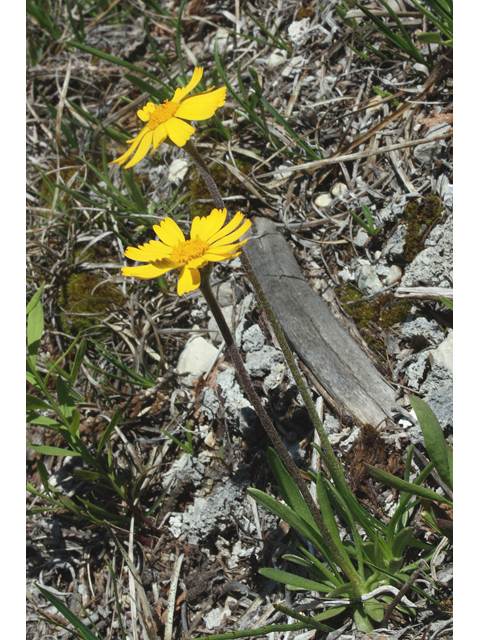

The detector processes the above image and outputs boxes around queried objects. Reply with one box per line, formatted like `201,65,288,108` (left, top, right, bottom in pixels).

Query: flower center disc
171,237,209,264
148,100,179,128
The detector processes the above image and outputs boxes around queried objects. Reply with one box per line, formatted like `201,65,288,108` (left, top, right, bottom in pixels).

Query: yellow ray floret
110,67,226,169
122,209,251,296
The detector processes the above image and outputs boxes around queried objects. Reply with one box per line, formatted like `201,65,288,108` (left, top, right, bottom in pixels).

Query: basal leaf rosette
122,209,251,296
111,67,226,169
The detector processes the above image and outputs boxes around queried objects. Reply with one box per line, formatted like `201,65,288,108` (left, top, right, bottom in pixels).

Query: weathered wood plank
244,218,396,427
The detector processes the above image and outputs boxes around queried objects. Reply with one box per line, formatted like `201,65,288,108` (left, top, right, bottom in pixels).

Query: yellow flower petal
208,212,251,244
152,124,168,151
175,87,227,121
125,240,171,262
138,102,157,121
191,208,227,240
122,264,170,279
172,67,203,103
109,126,149,166
210,222,252,249
153,218,185,245
124,131,154,169
165,117,196,147
200,240,249,262
177,266,201,296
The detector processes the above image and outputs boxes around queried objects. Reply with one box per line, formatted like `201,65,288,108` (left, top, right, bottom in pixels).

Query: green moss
403,195,443,263
59,272,123,335
340,288,412,361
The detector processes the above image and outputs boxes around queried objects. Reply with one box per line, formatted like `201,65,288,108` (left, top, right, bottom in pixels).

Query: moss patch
59,272,123,335
403,195,443,263
340,287,412,360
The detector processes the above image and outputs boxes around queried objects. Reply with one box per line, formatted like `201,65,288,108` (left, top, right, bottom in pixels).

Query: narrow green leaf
27,295,44,362
26,283,45,315
364,464,452,506
410,396,452,490
267,448,316,528
68,338,87,390
27,443,80,457
35,584,103,640
69,409,81,436
439,296,453,310
26,394,52,411
26,412,64,430
96,407,121,458
260,568,328,593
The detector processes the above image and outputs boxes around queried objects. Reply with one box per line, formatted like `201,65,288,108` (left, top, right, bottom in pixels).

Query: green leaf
56,377,76,420
364,464,452,506
439,296,453,310
68,338,87,389
26,411,64,430
391,527,413,558
27,443,81,457
409,396,453,490
248,488,332,560
26,394,52,411
260,568,328,593
96,407,122,458
26,283,45,315
267,448,316,528
35,584,103,640
69,409,81,436
27,294,44,362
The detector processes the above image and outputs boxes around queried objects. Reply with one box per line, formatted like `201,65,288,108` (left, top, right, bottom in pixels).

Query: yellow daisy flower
110,67,226,169
122,209,251,296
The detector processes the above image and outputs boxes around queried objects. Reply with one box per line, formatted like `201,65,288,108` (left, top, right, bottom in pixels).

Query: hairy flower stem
198,271,358,584
184,141,346,490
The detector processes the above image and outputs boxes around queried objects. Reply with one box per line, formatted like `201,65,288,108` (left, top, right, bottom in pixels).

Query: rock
167,158,189,183
177,336,218,386
356,262,383,295
287,18,311,47
162,454,206,492
382,224,407,259
314,193,333,208
208,367,255,426
168,467,253,545
245,345,283,378
413,122,451,164
401,317,444,348
397,352,430,391
354,229,369,247
208,305,238,345
420,361,453,396
266,51,286,70
423,383,453,430
211,281,243,307
281,55,304,77
331,182,348,197
337,266,355,283
384,264,402,285
430,330,453,370
401,216,453,288
241,324,265,353
322,414,341,436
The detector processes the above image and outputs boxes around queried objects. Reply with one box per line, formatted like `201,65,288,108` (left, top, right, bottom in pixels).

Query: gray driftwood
244,218,396,427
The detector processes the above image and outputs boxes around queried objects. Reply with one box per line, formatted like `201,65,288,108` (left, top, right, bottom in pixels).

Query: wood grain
244,217,396,427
